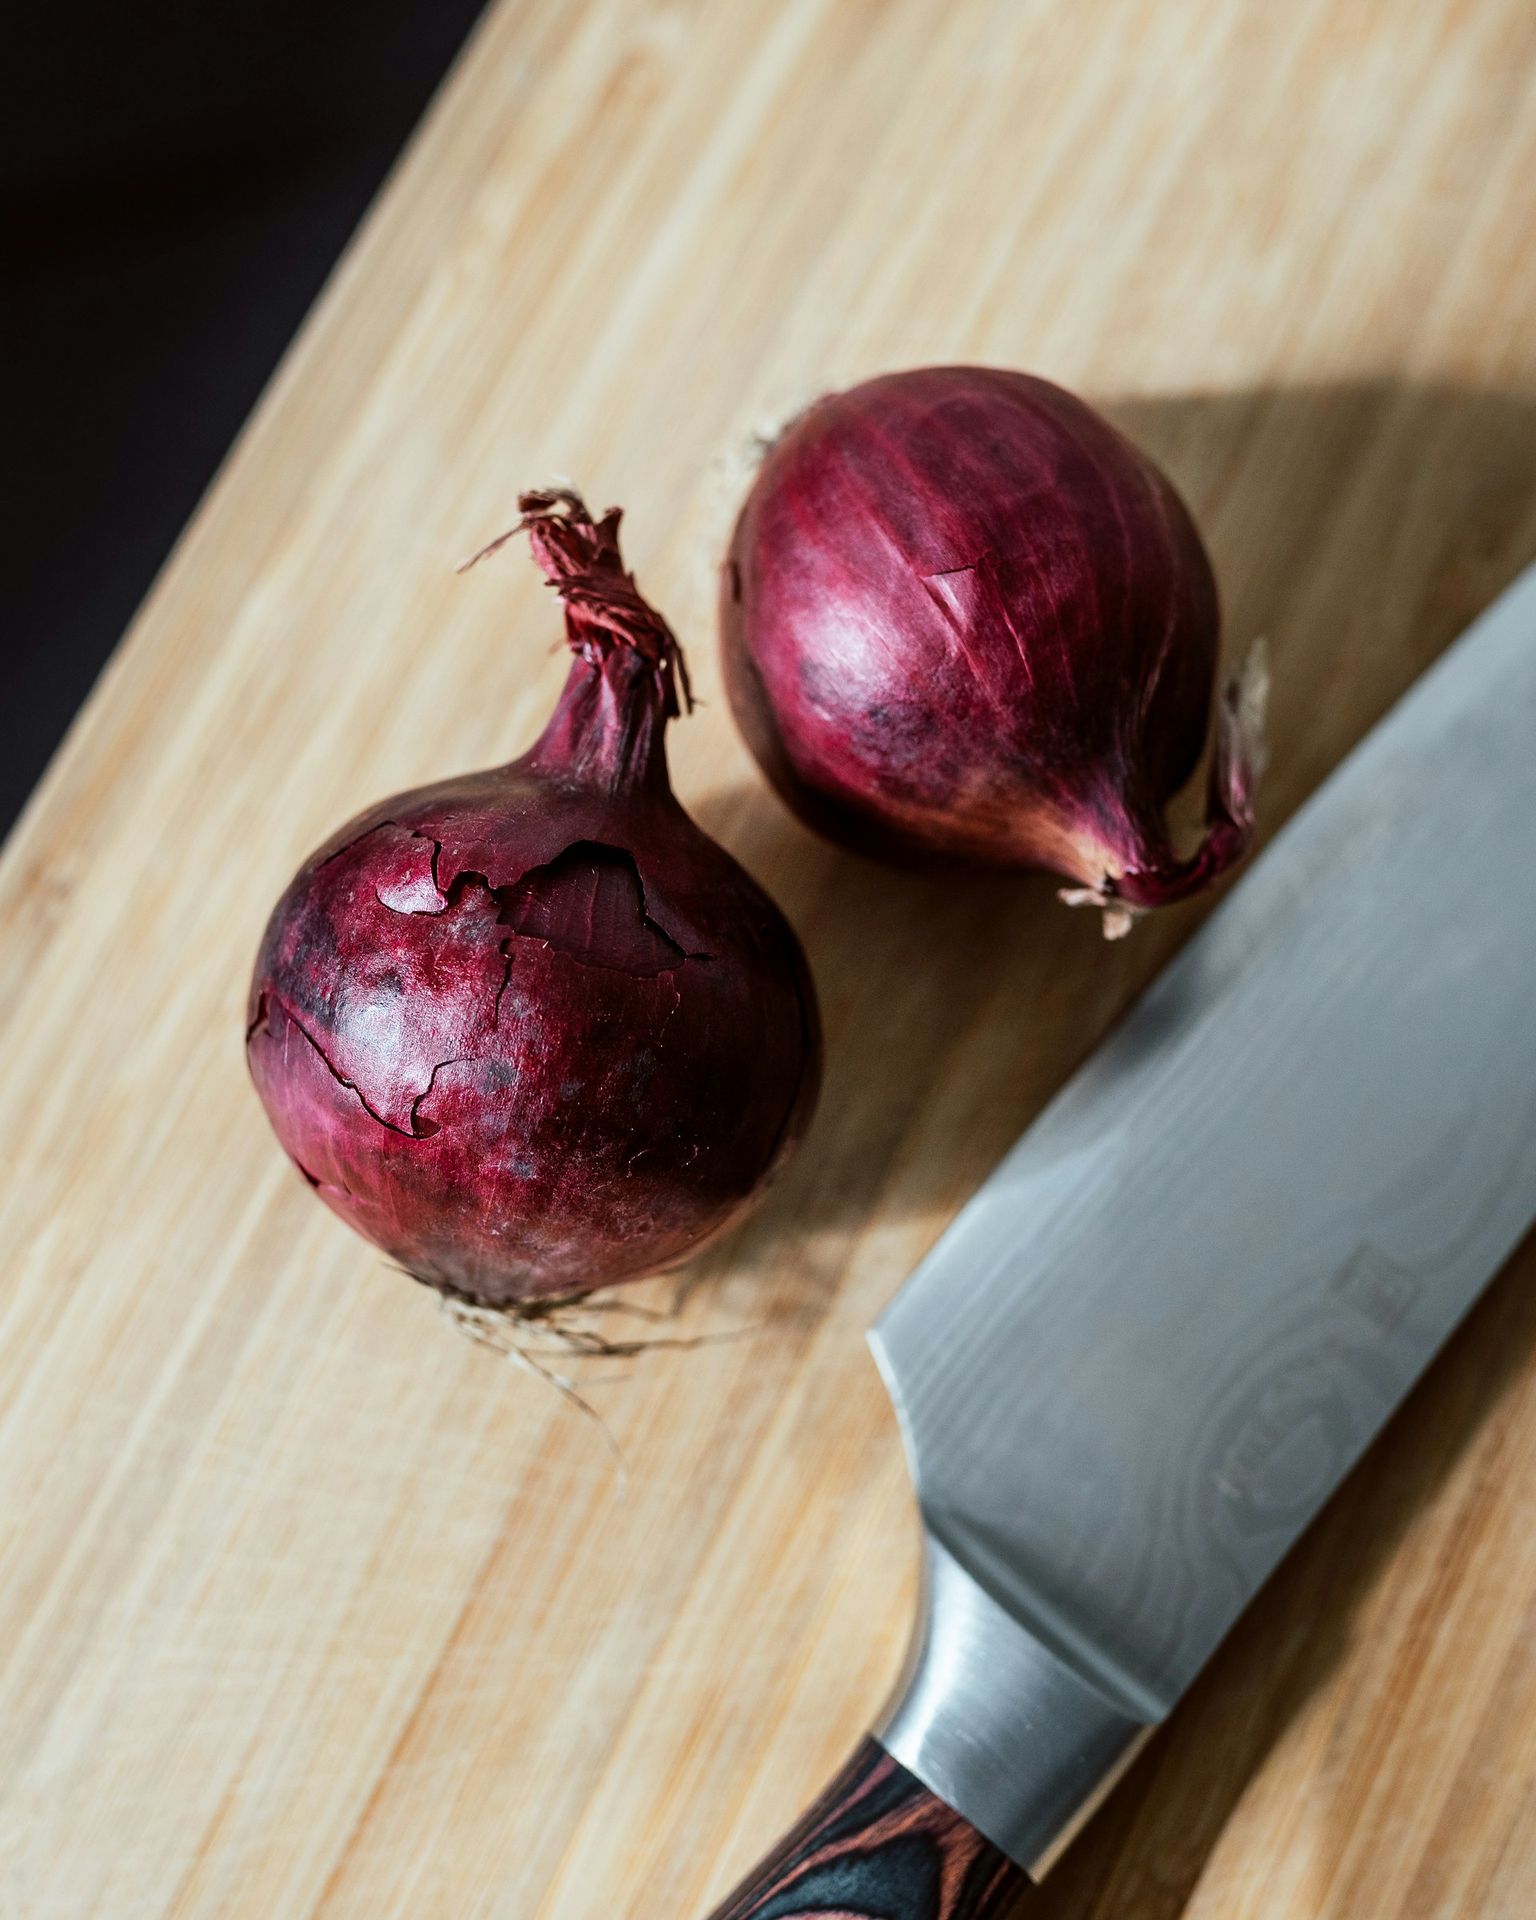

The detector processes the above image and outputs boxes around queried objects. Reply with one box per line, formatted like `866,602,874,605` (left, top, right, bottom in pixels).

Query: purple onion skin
722,366,1260,921
247,494,820,1310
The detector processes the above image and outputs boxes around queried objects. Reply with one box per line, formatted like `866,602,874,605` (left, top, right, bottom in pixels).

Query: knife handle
700,1737,1028,1920
699,1535,1151,1917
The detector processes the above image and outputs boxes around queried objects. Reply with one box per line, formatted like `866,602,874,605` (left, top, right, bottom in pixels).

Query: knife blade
698,558,1536,1920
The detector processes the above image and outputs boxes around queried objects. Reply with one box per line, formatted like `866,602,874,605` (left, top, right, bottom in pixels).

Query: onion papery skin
721,366,1262,929
247,493,821,1309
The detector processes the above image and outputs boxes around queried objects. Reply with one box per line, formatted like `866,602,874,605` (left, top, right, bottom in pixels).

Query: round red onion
247,491,820,1311
721,366,1264,935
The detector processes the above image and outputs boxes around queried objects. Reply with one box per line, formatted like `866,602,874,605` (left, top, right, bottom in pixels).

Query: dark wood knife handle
700,1737,1029,1919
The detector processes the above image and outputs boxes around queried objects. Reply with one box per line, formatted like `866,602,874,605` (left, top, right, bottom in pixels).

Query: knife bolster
875,1533,1151,1876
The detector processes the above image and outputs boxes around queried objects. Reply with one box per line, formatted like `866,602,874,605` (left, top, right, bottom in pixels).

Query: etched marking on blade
1330,1244,1420,1336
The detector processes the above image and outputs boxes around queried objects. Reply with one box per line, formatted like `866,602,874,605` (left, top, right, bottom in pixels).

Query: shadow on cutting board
684,376,1536,1914
693,378,1536,1307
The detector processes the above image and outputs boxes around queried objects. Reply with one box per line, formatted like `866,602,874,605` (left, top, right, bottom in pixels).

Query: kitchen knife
698,557,1536,1920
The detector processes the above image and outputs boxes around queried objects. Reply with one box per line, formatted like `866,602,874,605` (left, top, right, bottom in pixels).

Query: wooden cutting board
4,2,1536,1914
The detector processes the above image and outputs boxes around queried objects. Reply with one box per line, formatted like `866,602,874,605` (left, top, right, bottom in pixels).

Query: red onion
721,366,1264,936
247,490,820,1313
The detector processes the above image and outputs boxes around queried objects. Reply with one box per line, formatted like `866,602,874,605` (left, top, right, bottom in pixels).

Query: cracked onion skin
721,366,1262,932
247,491,820,1310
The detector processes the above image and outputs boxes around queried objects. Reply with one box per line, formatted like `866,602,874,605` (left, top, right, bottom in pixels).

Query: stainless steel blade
870,559,1536,1859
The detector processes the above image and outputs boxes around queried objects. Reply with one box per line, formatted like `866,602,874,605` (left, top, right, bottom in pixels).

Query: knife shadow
686,379,1536,1325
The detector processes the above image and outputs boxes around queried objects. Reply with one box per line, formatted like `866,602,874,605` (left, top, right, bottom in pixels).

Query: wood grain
2,3,1536,1917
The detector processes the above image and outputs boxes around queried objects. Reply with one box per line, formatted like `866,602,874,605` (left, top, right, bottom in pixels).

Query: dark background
3,1,487,835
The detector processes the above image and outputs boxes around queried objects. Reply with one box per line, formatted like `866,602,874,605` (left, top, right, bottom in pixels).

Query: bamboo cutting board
4,2,1536,1914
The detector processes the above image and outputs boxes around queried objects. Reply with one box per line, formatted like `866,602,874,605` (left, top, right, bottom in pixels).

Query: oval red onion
247,490,820,1312
721,366,1264,935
